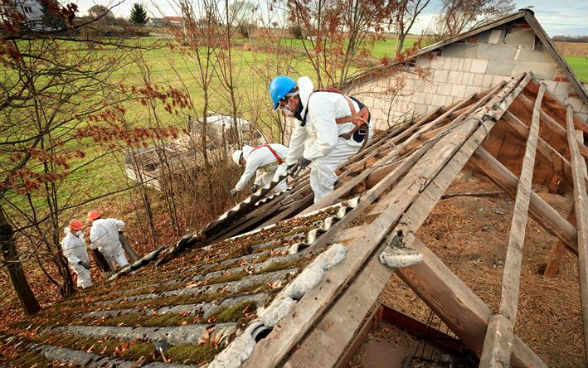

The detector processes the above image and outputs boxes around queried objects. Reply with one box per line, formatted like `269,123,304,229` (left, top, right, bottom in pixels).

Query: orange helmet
69,219,83,232
87,211,101,221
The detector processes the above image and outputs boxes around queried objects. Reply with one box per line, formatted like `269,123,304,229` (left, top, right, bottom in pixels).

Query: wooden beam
503,111,587,187
565,103,588,363
470,147,578,255
544,212,576,277
395,235,547,368
479,83,545,368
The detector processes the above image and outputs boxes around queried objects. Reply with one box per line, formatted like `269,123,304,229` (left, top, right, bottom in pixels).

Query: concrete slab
436,83,452,96
477,44,517,60
504,29,535,46
477,30,491,43
483,74,494,88
486,60,515,76
517,47,555,63
450,58,462,71
430,56,444,69
447,70,464,84
463,58,472,71
473,74,484,87
511,62,557,79
431,94,446,106
451,84,467,98
443,43,478,58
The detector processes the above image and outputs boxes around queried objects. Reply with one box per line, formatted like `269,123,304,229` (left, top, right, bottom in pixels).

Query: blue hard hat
269,76,297,110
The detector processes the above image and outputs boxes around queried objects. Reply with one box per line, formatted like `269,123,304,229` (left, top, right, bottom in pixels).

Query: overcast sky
74,0,588,36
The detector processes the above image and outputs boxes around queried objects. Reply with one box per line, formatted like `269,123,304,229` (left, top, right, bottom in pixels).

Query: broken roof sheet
2,72,588,367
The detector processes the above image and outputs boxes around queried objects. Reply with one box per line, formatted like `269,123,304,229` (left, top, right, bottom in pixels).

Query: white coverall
286,77,372,203
89,218,129,268
234,144,289,193
61,228,93,289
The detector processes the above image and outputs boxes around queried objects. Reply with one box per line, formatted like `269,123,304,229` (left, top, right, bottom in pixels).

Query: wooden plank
544,212,576,277
245,111,487,368
286,108,503,368
395,235,547,368
565,103,588,363
479,83,545,368
471,147,578,255
479,314,514,367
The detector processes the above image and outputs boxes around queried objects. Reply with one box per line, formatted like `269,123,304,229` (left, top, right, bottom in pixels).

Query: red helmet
87,211,101,221
69,219,83,232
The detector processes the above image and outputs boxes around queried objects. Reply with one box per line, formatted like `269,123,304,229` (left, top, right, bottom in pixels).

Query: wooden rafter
471,147,578,255
479,83,545,367
566,103,588,363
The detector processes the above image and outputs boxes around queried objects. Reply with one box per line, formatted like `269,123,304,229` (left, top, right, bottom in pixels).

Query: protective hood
64,227,71,235
242,145,253,160
297,76,314,120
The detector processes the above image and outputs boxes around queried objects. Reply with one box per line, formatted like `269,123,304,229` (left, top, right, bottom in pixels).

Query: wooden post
565,103,588,364
544,212,575,277
471,147,578,255
479,83,544,368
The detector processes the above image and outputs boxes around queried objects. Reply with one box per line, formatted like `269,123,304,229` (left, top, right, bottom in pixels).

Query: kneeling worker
88,211,129,270
231,143,289,196
61,219,93,289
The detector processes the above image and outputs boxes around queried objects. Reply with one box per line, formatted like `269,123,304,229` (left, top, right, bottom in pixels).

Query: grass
565,56,588,82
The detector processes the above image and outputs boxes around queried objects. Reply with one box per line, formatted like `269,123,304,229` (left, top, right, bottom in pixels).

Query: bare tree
439,0,515,37
393,0,431,56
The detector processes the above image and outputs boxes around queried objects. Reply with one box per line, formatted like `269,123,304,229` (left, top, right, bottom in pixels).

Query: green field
565,56,588,82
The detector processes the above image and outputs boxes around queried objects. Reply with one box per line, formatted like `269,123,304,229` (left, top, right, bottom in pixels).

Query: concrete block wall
351,20,588,128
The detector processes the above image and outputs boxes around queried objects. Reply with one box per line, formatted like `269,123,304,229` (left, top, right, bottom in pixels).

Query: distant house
1,0,62,32
164,16,184,27
345,9,588,127
148,17,169,27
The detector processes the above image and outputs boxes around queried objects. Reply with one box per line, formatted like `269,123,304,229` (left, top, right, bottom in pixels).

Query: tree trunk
396,32,405,56
0,208,41,315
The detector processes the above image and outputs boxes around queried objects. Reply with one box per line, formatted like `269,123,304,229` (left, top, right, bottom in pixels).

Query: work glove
230,188,238,197
78,261,91,270
298,157,312,168
251,184,259,193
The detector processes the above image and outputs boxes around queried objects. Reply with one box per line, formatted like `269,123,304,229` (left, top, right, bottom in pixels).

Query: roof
2,73,588,367
344,9,588,108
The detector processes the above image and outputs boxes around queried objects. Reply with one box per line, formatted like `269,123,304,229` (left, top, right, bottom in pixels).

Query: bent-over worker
61,219,93,289
269,75,372,203
88,211,129,269
231,143,289,196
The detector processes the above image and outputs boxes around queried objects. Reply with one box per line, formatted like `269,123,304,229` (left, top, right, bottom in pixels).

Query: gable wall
352,19,588,129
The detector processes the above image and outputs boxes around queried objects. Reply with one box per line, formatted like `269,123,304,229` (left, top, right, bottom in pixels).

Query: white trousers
104,247,129,269
309,139,360,203
72,264,93,289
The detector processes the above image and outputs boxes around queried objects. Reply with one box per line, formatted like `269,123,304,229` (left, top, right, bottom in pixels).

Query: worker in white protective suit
268,75,372,203
61,219,93,289
230,143,289,196
87,211,129,269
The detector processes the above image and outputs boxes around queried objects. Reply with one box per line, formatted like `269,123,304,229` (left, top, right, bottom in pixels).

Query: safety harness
309,87,370,147
251,144,284,167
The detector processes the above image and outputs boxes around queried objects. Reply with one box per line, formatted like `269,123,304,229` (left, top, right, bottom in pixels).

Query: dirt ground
373,173,584,367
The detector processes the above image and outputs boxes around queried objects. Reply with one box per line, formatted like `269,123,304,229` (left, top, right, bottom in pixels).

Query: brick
443,57,452,70
431,94,446,106
492,75,506,86
424,93,433,105
473,74,484,87
553,81,572,97
433,69,448,83
415,57,430,68
483,74,494,87
451,84,467,98
488,29,504,44
411,92,426,103
430,56,444,69
414,103,427,115
422,81,437,94
450,58,461,71
463,58,472,72
471,59,488,74
463,72,474,86
436,83,452,95
465,85,480,96
447,70,464,84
